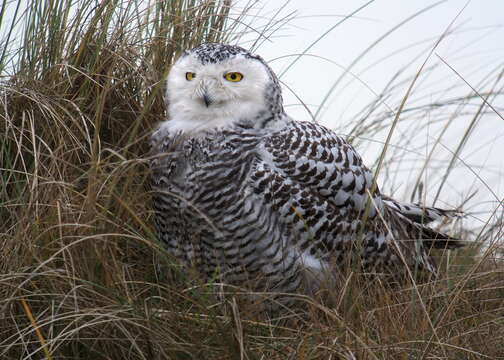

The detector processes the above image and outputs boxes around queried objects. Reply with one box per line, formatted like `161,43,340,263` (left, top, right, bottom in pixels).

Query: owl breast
151,126,304,292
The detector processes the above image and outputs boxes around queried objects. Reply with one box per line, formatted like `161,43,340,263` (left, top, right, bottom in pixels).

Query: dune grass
1,0,503,358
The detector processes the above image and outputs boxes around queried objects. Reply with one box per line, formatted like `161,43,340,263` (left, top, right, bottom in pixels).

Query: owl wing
261,120,375,213
252,120,460,274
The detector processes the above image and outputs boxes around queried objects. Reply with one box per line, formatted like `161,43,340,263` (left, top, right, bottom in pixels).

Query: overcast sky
250,1,503,121
238,1,504,232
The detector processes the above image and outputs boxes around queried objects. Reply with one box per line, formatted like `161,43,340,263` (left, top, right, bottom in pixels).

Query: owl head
164,43,284,133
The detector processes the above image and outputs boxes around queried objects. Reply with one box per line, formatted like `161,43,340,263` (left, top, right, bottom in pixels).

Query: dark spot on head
188,43,251,64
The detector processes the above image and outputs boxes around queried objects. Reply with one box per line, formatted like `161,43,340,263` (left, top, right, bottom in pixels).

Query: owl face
164,44,278,133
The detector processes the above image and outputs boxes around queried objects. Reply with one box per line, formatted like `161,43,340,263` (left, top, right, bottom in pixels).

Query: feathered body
151,43,461,294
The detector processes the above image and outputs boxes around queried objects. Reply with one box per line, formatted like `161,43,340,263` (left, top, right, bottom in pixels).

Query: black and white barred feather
150,43,463,295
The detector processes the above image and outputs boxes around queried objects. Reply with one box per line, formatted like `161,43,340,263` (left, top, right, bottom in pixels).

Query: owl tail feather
382,195,463,224
411,221,465,250
383,196,465,250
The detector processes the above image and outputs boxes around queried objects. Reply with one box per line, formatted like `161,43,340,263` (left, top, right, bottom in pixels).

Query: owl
150,43,462,295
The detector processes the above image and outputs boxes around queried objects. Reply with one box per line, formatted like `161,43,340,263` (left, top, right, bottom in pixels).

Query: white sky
239,0,504,233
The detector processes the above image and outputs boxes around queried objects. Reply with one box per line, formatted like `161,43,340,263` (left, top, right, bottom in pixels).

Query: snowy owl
150,43,462,295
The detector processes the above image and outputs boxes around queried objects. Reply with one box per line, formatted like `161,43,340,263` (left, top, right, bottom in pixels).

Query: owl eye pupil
231,74,236,80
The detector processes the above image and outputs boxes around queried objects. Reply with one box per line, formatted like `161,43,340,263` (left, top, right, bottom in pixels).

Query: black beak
203,93,212,107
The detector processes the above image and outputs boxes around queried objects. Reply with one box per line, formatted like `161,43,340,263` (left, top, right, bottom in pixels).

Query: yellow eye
224,72,243,82
185,72,195,81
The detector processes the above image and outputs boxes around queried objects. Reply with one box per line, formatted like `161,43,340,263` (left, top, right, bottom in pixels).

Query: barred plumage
150,43,462,295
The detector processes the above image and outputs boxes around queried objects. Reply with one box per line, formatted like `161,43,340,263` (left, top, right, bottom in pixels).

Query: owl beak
196,80,215,107
203,93,213,107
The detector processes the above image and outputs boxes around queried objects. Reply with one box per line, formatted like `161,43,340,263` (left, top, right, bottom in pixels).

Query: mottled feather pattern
382,195,463,225
150,43,462,296
151,118,453,292
152,122,305,292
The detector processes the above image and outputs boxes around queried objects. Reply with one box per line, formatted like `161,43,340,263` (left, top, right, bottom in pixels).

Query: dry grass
1,1,504,359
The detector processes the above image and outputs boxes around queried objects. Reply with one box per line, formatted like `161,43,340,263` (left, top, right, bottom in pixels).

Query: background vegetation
1,0,503,359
